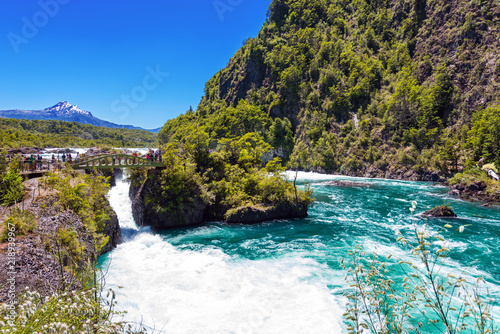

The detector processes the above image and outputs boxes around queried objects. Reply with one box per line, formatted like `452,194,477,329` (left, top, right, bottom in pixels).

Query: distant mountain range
0,102,161,133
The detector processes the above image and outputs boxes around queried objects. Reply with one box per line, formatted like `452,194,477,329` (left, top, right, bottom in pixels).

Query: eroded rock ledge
225,203,307,224
448,181,500,203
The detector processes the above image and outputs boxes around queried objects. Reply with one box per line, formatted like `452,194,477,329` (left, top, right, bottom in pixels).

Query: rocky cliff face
0,178,121,302
189,0,500,177
99,207,121,255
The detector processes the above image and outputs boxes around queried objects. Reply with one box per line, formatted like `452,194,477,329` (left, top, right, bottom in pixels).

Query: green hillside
0,118,158,148
160,0,500,179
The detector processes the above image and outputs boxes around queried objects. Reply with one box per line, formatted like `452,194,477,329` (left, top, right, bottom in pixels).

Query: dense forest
160,0,500,179
0,118,158,148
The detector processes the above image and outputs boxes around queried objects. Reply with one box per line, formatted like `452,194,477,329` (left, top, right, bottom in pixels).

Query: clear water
101,172,500,333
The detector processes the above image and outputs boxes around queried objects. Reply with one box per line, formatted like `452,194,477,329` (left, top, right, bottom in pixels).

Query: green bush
0,208,37,242
41,170,111,253
0,154,24,206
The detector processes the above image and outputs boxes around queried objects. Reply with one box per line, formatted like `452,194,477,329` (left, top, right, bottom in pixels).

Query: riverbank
290,167,500,205
0,172,120,303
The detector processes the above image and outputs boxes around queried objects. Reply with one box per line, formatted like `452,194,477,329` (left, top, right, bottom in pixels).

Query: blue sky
0,0,272,129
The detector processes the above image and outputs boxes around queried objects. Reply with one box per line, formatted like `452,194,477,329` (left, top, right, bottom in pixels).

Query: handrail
72,154,164,170
2,153,164,174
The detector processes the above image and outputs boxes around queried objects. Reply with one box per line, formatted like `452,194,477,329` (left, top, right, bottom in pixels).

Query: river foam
103,172,500,332
103,180,344,333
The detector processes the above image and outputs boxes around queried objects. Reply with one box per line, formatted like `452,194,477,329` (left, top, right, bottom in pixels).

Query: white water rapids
104,177,345,333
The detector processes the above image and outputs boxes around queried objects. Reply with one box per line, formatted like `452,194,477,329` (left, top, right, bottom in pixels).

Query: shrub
1,208,37,242
0,288,145,333
0,155,24,206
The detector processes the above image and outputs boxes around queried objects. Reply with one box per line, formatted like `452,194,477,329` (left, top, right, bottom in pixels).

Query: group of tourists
145,149,162,163
60,152,80,164
21,155,44,172
16,152,80,172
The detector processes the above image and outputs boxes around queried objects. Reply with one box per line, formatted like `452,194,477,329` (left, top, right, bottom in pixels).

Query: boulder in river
422,205,457,218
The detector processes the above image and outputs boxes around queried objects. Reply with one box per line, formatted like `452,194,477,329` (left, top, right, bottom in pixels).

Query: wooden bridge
72,154,165,170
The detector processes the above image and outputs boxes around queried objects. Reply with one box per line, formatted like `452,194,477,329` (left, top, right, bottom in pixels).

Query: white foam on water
104,233,344,334
285,171,440,191
104,177,344,333
107,178,138,231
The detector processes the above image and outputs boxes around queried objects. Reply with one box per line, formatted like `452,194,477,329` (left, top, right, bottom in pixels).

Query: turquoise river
100,172,500,333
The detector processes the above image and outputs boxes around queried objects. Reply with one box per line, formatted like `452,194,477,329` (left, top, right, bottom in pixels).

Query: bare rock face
225,202,307,224
99,208,121,255
422,205,457,218
0,209,91,302
448,181,500,203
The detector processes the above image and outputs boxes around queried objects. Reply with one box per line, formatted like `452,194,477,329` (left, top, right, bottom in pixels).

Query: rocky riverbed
448,181,500,204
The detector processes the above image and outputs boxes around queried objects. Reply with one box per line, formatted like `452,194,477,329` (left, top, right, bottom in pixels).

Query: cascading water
102,172,500,333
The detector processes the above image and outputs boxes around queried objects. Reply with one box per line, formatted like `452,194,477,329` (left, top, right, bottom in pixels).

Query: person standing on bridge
52,154,55,164
62,153,66,163
28,155,35,171
36,155,42,170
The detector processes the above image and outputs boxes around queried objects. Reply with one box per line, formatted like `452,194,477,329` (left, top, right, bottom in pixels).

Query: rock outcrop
129,169,310,228
130,169,206,229
225,202,307,224
448,181,500,202
99,208,121,255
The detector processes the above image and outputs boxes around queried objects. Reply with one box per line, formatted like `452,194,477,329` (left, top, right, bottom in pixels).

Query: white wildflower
459,225,465,233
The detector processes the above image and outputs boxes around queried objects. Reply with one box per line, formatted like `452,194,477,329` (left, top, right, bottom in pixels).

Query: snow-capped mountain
0,102,160,133
44,101,93,116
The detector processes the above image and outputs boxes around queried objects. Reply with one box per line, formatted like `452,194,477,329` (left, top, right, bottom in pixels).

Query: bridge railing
2,152,165,174
72,154,165,169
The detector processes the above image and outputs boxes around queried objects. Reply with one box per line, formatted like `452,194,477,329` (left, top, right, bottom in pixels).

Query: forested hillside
160,0,500,179
0,118,158,148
